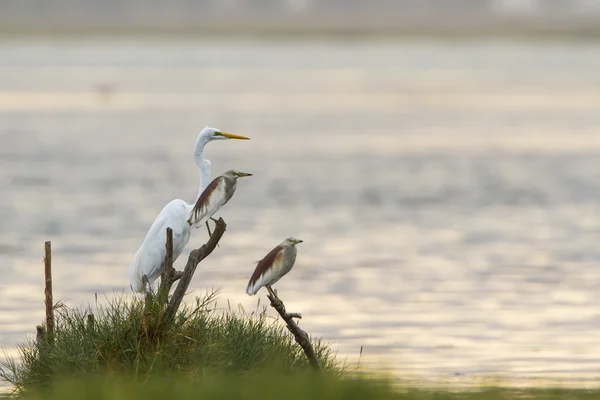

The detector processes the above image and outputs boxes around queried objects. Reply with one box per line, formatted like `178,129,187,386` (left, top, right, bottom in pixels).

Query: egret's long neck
194,137,211,201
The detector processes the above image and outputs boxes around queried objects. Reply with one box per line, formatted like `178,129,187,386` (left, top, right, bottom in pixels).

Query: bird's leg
205,221,213,237
142,274,151,294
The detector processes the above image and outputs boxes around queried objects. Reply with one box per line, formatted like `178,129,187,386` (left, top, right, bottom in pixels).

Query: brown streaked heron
127,127,250,293
246,237,303,296
187,169,253,231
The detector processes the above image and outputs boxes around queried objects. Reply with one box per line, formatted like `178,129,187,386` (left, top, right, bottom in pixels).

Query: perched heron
127,127,250,293
246,237,303,296
187,170,252,229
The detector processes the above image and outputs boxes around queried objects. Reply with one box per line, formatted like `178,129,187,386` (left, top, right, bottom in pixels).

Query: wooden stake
44,241,54,340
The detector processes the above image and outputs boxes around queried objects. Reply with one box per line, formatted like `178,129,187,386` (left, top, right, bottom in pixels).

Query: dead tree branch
163,218,227,325
43,241,54,341
266,286,322,371
157,227,179,304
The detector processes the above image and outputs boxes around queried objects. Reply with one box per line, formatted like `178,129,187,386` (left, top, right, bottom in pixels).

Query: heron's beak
237,172,253,178
218,131,250,140
294,239,303,244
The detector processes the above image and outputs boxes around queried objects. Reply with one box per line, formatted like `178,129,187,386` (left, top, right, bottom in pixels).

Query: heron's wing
187,176,224,227
246,245,283,295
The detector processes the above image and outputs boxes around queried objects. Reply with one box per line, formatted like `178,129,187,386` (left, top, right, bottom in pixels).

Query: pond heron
246,237,303,296
187,169,253,230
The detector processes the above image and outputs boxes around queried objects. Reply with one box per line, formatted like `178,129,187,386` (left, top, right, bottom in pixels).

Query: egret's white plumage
246,237,303,296
127,127,249,292
127,200,191,291
187,170,253,229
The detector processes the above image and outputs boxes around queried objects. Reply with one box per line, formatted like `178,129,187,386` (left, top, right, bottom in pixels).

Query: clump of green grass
0,290,341,395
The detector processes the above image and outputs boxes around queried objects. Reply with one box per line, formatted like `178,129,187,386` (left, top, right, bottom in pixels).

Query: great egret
187,170,253,229
246,237,303,296
127,127,250,293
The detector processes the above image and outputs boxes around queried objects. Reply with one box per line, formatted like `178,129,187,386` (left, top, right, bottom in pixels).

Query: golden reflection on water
1,38,600,387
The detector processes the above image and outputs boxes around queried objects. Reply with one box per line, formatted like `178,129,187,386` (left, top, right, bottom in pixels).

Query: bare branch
163,218,227,325
173,270,183,281
157,227,177,304
266,286,321,371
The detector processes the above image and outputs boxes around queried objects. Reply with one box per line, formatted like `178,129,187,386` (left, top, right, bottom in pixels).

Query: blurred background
1,0,600,388
2,0,600,34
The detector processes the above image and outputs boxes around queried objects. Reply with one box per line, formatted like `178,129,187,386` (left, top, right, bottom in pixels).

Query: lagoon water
1,37,600,387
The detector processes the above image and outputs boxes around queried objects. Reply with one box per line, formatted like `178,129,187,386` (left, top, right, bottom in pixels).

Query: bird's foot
271,297,285,311
266,286,285,311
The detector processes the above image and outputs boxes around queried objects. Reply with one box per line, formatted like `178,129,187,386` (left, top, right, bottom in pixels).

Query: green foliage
5,292,599,400
0,291,341,395
14,373,600,400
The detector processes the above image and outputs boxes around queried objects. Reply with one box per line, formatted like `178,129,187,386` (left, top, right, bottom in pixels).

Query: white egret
246,237,303,296
187,170,253,229
127,127,250,293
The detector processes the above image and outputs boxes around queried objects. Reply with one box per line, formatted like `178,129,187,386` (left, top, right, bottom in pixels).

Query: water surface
1,37,600,387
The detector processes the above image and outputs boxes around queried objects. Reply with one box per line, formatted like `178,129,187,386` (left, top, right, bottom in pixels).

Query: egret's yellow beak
293,239,303,244
236,172,253,178
218,131,250,140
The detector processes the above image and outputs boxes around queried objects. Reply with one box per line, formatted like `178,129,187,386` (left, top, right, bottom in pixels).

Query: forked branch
163,218,227,325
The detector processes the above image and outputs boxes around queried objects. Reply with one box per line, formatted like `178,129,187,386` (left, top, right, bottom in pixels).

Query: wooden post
44,241,54,340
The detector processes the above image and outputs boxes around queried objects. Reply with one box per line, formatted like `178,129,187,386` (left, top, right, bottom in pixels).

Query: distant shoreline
1,19,600,38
